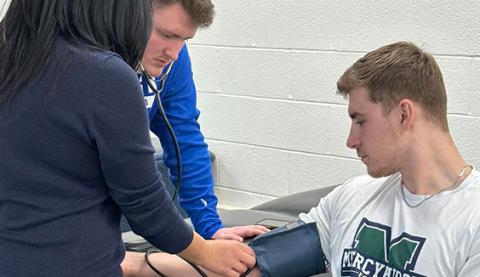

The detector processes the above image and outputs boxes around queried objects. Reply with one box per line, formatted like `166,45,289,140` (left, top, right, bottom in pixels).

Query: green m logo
341,218,426,276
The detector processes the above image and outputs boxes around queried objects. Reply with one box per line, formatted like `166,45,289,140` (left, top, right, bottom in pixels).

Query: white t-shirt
300,169,480,277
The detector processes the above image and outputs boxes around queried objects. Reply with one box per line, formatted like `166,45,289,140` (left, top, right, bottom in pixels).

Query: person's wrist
178,232,209,266
212,228,221,238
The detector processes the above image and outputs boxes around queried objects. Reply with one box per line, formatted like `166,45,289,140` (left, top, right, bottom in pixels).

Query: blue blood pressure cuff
248,220,327,277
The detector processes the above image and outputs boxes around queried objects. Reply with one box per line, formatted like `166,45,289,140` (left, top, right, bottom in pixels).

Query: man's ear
398,99,415,129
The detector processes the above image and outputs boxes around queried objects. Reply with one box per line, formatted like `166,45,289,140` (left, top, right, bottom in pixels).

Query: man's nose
346,128,359,149
165,40,184,61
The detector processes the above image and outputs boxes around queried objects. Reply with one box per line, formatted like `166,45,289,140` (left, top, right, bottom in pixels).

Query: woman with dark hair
0,1,254,277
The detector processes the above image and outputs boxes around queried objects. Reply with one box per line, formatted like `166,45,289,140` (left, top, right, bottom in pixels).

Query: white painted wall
187,0,480,208
2,0,478,209
0,0,9,19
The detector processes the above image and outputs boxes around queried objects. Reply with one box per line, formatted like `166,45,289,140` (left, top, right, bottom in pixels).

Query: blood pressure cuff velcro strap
248,221,327,277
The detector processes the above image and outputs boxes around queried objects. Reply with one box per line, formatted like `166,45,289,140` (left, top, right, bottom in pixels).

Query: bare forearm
122,251,259,277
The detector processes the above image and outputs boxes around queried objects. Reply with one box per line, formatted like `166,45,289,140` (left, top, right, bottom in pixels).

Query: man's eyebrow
167,31,184,39
154,27,176,37
349,112,361,119
155,28,193,40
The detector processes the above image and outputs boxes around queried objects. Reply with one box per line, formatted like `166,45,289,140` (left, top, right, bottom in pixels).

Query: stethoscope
138,62,182,204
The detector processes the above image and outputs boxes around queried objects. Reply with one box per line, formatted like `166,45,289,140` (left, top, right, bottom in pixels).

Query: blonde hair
337,42,449,131
153,0,215,28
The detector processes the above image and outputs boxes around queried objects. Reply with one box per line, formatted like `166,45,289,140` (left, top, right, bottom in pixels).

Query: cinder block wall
188,0,480,208
3,0,477,209
0,0,9,18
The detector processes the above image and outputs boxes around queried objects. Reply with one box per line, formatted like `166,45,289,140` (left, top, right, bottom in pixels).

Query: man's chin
141,65,163,78
368,173,382,178
367,167,395,178
366,167,385,178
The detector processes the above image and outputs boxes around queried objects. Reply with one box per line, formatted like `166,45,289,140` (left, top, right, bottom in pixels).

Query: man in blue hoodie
138,0,268,240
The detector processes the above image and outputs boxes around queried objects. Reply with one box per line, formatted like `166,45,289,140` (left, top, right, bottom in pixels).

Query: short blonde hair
153,0,215,28
337,42,449,131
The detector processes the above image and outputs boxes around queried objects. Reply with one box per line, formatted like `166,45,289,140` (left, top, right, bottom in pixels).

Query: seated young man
123,41,480,277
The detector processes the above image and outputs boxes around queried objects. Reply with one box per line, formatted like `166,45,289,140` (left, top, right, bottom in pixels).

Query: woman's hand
179,232,256,277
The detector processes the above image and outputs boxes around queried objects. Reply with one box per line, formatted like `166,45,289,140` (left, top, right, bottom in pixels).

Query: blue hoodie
141,45,223,238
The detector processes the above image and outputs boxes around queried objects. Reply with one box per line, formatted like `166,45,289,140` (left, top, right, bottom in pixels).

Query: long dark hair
0,0,152,105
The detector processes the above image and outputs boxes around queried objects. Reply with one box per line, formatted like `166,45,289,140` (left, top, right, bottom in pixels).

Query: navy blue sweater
0,37,193,277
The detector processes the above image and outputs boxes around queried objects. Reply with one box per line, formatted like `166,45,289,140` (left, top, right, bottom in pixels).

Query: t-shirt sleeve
458,225,480,276
299,185,343,263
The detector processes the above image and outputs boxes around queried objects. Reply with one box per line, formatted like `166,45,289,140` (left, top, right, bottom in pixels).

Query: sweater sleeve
149,45,223,238
89,55,193,253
